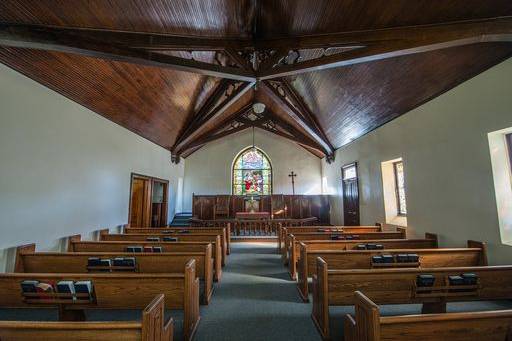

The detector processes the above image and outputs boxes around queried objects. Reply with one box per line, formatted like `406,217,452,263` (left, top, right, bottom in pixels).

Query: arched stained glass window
232,147,272,195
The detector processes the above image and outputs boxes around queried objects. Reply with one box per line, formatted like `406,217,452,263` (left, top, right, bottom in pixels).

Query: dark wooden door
342,163,360,226
130,176,151,227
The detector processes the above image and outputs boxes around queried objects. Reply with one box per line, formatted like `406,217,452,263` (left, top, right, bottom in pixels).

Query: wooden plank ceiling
0,0,511,163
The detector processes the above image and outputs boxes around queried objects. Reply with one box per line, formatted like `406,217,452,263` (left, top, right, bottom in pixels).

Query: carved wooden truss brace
1,16,511,162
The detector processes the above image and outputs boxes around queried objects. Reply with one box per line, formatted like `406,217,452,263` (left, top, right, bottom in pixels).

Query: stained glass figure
233,148,272,195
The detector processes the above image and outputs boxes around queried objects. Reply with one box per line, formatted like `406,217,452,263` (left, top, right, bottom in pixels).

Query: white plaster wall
183,128,323,211
322,57,512,264
0,64,185,271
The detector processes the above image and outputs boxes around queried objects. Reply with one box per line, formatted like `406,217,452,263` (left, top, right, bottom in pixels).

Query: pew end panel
14,244,35,272
0,294,174,341
353,291,381,341
425,233,439,247
183,259,200,341
343,314,357,341
142,294,174,341
297,242,309,302
67,235,82,252
311,257,330,340
467,240,488,265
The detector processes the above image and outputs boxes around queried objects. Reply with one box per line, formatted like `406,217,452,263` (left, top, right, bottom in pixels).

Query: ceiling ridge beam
0,24,256,81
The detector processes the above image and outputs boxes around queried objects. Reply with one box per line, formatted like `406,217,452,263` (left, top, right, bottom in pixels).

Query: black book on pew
448,275,465,286
372,255,383,263
146,237,160,242
366,244,378,250
375,244,384,250
162,230,172,234
396,254,409,263
178,230,191,234
416,274,435,287
74,281,93,298
113,257,125,266
56,281,76,300
330,235,342,240
87,257,101,266
407,254,419,263
20,280,39,293
127,246,143,253
461,273,478,285
163,237,178,242
382,254,394,263
356,244,367,250
152,246,163,253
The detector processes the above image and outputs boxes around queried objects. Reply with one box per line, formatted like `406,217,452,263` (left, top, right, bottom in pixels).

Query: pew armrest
343,314,357,341
163,317,174,341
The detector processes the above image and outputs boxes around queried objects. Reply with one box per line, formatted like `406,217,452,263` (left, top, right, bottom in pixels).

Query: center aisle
195,242,322,341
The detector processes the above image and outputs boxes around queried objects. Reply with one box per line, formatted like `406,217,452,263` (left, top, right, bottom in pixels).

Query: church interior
1,1,512,340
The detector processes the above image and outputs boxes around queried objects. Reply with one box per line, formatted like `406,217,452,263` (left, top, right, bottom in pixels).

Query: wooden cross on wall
288,171,297,195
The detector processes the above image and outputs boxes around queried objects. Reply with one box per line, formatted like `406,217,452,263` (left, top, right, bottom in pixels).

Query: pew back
0,294,174,341
297,242,486,301
344,291,512,341
15,244,214,304
67,237,223,281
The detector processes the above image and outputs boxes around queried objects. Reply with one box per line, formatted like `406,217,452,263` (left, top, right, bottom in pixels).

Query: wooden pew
100,231,227,267
311,260,512,339
344,291,512,341
297,240,487,301
0,294,174,341
0,260,200,341
67,236,222,282
15,243,214,305
281,228,420,273
277,225,382,254
283,227,408,266
124,225,231,256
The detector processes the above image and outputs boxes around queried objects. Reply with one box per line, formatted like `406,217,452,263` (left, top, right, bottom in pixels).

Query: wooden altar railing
190,216,319,236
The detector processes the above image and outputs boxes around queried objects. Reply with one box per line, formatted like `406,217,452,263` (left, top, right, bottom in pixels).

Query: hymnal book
74,281,93,297
163,237,178,242
356,244,367,250
113,257,124,266
371,255,383,263
57,281,75,300
461,273,478,285
417,274,435,287
381,255,394,263
178,230,191,234
87,257,101,266
448,275,465,286
20,280,39,293
152,246,163,253
146,237,160,242
123,257,136,267
396,254,409,263
162,230,172,234
375,244,384,250
143,246,153,253
330,235,342,240
407,254,419,262
127,246,143,252
366,244,378,250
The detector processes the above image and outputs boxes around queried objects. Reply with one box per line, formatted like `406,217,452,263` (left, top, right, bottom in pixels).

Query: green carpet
195,242,322,341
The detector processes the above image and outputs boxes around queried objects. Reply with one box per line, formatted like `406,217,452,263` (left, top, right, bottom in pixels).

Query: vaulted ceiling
0,1,511,163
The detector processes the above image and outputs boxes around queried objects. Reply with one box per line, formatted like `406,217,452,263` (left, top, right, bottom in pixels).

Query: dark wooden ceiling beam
172,79,233,150
0,24,256,81
257,16,512,79
262,81,334,158
173,82,254,155
178,104,253,155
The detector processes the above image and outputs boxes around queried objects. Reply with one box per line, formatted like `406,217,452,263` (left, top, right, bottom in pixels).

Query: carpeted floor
195,242,322,341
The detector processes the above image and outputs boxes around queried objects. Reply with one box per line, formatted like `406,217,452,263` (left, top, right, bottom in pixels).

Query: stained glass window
393,161,407,215
232,147,272,195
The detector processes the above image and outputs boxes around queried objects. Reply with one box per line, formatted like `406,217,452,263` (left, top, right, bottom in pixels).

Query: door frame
128,173,170,227
341,162,360,226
